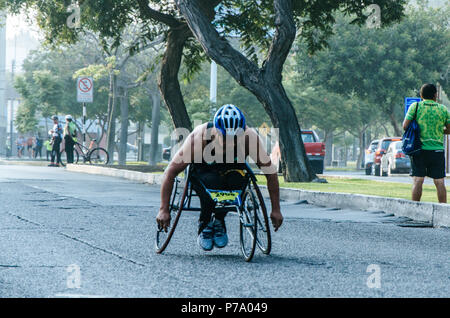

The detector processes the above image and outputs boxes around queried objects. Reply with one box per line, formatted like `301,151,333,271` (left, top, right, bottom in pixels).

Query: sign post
77,77,94,147
404,97,421,116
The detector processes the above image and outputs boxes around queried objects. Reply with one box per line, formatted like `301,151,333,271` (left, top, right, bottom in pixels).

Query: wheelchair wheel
239,188,258,262
251,180,272,255
155,176,189,254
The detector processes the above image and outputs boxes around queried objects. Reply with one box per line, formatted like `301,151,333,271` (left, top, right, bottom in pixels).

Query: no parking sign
77,77,94,103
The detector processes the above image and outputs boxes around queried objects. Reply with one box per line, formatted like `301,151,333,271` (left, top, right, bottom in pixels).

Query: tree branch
174,0,261,94
136,0,181,28
263,0,297,81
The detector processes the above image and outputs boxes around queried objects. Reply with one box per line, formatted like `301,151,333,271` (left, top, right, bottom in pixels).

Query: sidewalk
64,164,450,228
0,158,50,166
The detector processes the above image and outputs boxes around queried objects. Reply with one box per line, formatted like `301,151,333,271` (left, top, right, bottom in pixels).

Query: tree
294,3,450,136
0,0,222,132
174,0,406,181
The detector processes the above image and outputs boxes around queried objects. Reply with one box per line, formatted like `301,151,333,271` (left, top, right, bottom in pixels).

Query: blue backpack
402,102,421,155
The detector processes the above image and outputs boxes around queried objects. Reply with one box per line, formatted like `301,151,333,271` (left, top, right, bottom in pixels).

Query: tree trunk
158,25,192,131
356,131,365,170
137,121,143,162
324,129,333,167
389,112,402,136
149,91,161,165
175,0,315,182
106,73,117,164
118,86,129,165
261,82,315,181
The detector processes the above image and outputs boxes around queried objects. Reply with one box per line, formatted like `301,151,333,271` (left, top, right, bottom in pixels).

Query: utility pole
210,61,217,118
0,11,7,157
10,59,15,155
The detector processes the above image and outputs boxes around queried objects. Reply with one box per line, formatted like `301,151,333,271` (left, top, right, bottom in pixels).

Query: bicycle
60,139,109,166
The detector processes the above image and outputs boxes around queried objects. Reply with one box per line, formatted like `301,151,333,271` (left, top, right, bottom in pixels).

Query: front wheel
373,165,380,176
240,189,258,262
88,147,109,165
250,180,271,255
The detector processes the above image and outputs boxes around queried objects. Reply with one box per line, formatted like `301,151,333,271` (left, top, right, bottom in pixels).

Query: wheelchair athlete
158,104,283,251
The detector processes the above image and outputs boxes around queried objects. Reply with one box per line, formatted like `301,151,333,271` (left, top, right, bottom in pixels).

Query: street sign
404,97,421,115
77,77,94,103
259,122,270,137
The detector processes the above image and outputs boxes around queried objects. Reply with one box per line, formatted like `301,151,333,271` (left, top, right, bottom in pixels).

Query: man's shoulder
438,103,448,111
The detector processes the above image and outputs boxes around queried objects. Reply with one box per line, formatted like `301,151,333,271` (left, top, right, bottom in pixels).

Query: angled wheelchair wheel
251,180,272,255
239,188,258,262
155,175,189,254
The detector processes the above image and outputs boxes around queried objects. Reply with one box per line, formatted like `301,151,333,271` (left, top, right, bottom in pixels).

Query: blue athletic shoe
197,222,214,251
213,219,228,248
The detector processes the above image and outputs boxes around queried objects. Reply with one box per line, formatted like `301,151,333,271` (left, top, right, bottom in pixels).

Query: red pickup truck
270,130,326,174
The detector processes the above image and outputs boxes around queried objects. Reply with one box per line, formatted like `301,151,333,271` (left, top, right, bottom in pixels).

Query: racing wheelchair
156,163,272,262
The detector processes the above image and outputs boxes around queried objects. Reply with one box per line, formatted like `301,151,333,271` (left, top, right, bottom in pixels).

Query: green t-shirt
405,100,450,150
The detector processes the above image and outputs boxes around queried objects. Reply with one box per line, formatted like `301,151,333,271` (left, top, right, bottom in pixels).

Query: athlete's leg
190,169,221,234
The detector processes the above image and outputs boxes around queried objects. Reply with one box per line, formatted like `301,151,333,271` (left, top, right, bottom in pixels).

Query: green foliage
181,62,269,127
294,4,450,130
14,101,39,133
216,0,407,64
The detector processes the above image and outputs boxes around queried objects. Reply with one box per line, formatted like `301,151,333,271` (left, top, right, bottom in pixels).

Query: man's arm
247,129,283,231
403,102,418,131
444,123,450,135
402,118,411,131
157,135,193,231
157,126,205,231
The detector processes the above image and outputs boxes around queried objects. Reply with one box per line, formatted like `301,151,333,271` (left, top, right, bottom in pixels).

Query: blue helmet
214,104,246,136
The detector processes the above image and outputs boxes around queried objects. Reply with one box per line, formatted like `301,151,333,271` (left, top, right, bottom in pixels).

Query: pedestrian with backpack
63,115,78,164
403,84,450,203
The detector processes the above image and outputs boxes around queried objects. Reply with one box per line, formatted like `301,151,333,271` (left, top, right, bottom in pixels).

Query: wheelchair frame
155,163,272,262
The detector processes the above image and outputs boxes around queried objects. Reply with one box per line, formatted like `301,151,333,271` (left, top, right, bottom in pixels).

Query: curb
0,159,50,167
65,164,164,185
259,187,439,225
65,164,449,228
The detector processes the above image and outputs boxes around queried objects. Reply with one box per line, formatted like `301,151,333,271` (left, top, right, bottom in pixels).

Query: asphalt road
0,165,448,298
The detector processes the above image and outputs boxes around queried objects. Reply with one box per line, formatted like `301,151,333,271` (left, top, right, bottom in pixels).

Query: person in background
44,137,52,161
34,134,43,159
49,115,63,167
16,136,24,158
403,83,450,203
26,136,33,158
63,115,78,164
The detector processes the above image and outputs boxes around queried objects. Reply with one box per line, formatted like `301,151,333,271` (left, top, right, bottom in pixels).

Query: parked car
162,146,171,161
271,130,326,174
364,139,379,175
372,137,402,176
380,141,411,176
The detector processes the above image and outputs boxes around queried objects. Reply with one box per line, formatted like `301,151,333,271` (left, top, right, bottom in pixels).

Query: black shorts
410,150,446,179
190,165,248,228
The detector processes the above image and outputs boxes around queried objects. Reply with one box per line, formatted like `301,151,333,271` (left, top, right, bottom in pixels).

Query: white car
380,141,411,176
364,140,379,175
